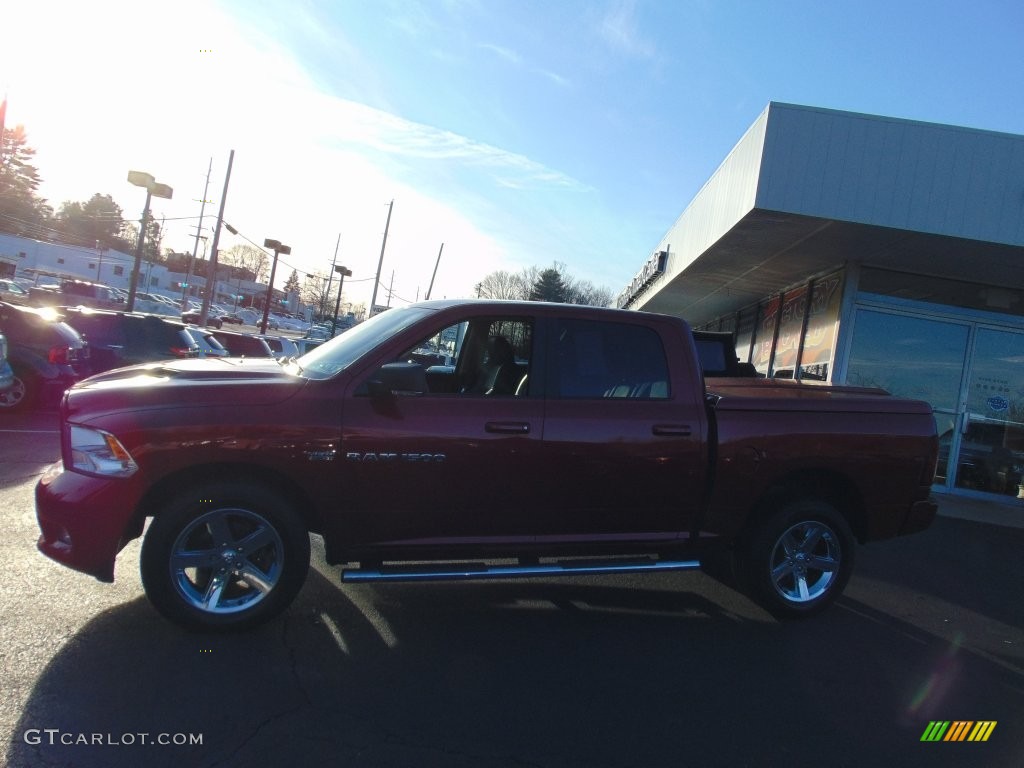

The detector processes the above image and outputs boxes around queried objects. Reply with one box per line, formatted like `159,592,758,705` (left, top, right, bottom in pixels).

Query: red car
35,300,937,631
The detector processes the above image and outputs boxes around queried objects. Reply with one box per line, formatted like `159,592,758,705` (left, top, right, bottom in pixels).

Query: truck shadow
9,566,1022,768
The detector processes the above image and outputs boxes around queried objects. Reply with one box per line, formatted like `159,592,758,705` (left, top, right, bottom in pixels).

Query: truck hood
65,357,307,417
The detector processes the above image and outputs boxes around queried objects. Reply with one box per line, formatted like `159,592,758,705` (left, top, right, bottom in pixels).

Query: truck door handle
652,424,692,437
485,421,531,434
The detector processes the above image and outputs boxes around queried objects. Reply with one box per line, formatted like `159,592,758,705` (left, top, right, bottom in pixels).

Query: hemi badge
305,450,337,462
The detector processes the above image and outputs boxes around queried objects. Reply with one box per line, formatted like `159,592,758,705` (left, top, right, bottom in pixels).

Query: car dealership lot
1,416,1022,768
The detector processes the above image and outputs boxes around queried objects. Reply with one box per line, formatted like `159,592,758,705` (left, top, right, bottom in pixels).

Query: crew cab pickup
35,300,938,630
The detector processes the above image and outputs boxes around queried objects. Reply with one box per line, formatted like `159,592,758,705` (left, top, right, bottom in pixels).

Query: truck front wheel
740,500,854,618
140,482,310,631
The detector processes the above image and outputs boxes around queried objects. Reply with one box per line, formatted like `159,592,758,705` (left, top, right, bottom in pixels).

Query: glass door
954,328,1024,497
844,308,971,489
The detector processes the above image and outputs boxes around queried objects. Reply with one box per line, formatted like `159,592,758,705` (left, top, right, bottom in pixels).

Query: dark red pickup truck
35,300,938,630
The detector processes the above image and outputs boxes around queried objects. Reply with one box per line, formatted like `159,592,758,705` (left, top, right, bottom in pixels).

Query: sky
2,0,1022,311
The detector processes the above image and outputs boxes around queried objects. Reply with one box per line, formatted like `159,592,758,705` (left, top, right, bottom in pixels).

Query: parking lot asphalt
2,410,1023,768
934,492,1024,530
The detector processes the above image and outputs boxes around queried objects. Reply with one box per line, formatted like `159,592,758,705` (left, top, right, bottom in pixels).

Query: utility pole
386,270,394,309
323,233,340,319
200,150,234,326
369,199,393,315
426,242,443,300
184,157,212,311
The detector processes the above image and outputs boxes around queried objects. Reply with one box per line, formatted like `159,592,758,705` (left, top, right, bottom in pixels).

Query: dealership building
621,102,1024,505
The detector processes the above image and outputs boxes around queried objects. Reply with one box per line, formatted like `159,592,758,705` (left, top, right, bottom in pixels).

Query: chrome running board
341,557,701,583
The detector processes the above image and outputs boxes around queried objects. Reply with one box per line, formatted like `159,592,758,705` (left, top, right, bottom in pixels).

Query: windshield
291,306,436,380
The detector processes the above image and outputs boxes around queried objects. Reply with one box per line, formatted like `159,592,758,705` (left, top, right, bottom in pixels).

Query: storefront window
773,286,807,377
798,272,844,381
734,305,757,364
955,328,1024,496
845,309,969,410
860,268,1024,318
751,296,779,374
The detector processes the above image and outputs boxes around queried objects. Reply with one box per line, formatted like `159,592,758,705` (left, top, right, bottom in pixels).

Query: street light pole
126,170,172,312
260,238,290,335
323,233,340,320
331,266,352,337
95,240,107,285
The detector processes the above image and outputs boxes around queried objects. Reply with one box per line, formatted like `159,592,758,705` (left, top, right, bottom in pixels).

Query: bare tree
565,277,614,307
219,244,269,283
476,262,612,307
475,269,526,299
302,271,337,317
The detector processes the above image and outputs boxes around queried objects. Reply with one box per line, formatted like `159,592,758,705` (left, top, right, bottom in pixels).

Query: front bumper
35,461,145,582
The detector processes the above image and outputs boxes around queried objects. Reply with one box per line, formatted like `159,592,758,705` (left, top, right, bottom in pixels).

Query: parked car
259,335,300,359
59,307,199,374
0,301,91,412
130,293,178,317
233,308,260,326
302,325,332,342
29,279,125,310
35,300,938,630
186,327,229,358
0,332,14,399
0,278,31,306
212,329,274,357
182,310,223,329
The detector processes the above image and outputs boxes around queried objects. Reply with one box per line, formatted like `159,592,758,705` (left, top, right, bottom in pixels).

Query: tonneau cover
706,377,933,414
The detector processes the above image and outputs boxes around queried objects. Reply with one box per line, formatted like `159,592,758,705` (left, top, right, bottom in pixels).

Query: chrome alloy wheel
768,520,841,604
0,374,27,409
169,507,285,614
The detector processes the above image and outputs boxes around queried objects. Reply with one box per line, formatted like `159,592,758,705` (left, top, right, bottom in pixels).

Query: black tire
140,481,310,631
738,499,854,618
0,367,35,413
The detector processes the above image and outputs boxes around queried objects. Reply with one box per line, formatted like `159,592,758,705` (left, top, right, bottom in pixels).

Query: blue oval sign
987,395,1009,412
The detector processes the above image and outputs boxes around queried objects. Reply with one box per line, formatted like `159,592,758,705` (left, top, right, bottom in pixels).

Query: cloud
478,42,523,65
478,42,571,88
314,97,586,190
598,0,656,59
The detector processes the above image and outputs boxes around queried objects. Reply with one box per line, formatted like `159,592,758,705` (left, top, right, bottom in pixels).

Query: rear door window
549,318,670,399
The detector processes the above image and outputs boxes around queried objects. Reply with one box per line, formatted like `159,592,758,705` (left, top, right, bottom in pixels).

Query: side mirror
368,362,428,398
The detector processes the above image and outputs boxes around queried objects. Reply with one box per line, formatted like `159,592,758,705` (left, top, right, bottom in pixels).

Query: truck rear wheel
740,499,854,618
140,482,310,631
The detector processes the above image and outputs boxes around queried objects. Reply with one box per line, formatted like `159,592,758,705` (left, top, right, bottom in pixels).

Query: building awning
627,103,1024,324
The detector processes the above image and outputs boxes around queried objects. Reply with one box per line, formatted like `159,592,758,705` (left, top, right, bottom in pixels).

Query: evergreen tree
529,267,569,302
56,193,125,250
0,124,52,237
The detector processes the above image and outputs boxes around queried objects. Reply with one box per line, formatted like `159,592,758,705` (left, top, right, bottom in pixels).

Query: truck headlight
69,426,138,477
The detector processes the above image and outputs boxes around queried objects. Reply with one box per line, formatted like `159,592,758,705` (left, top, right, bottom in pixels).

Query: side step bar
341,557,702,583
